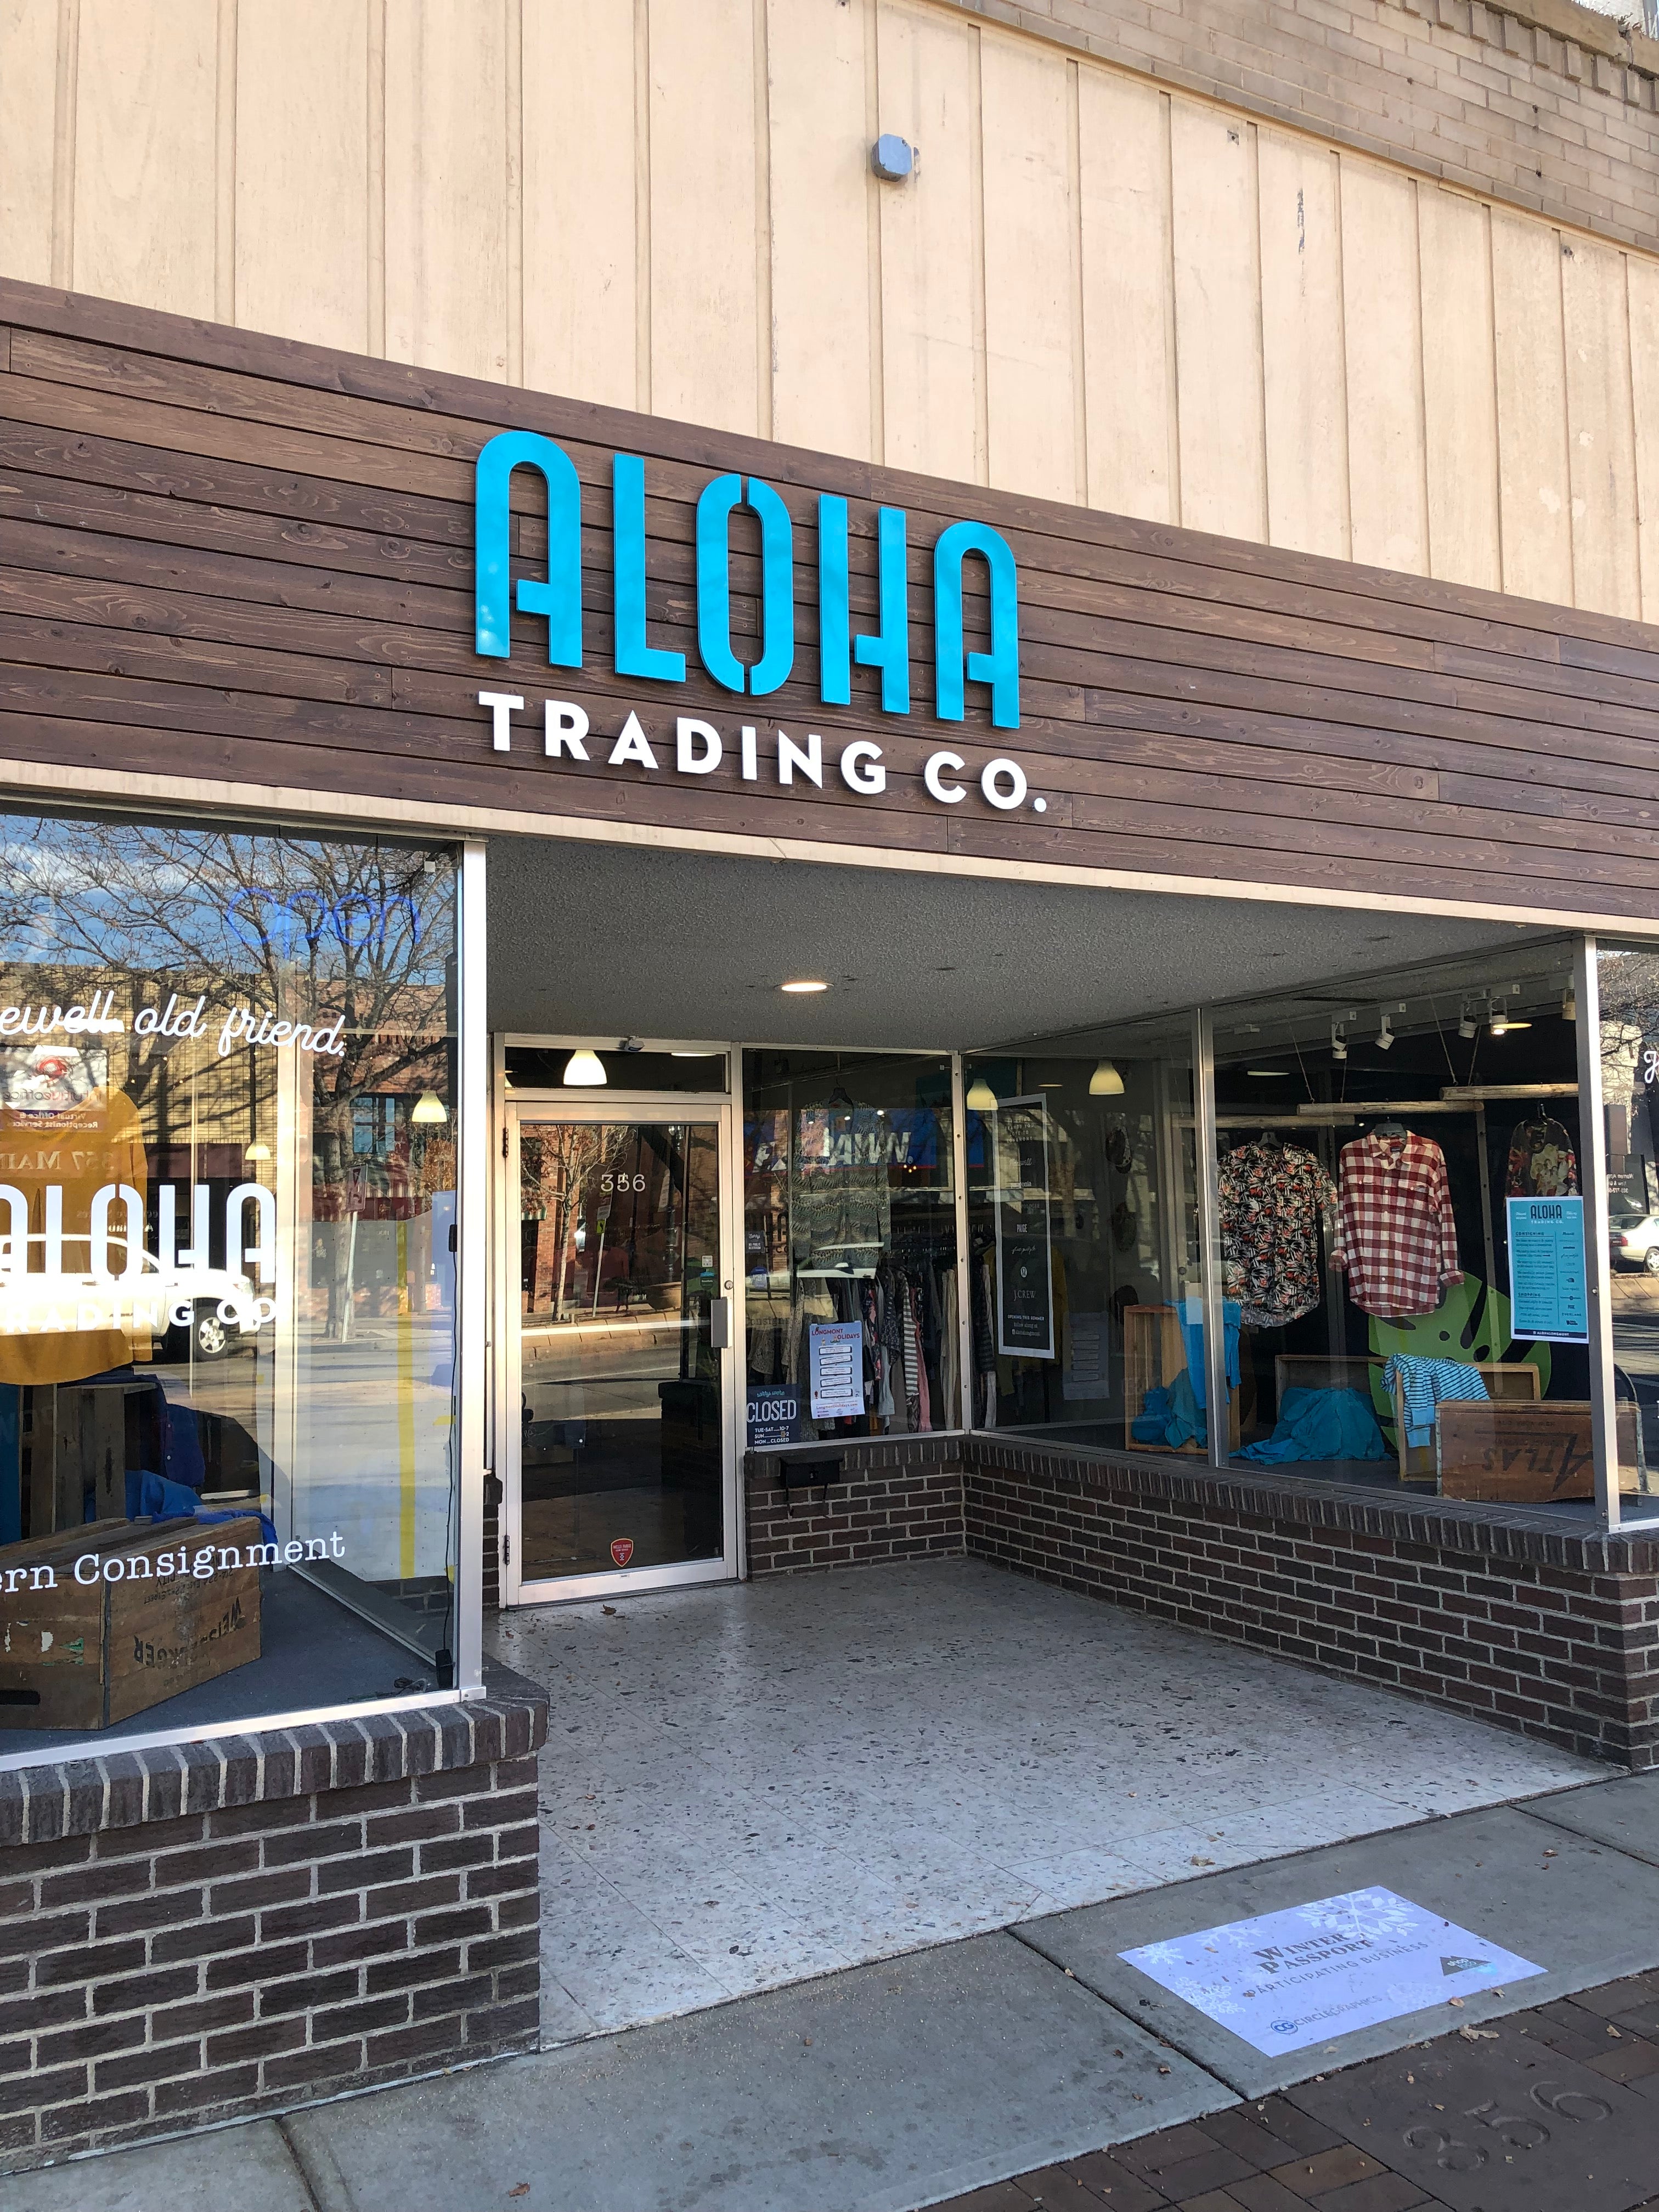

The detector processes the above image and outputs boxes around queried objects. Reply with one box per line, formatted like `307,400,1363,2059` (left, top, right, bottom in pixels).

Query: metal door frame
496,1084,742,1607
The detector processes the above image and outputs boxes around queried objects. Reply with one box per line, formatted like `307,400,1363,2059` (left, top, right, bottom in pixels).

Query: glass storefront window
1206,940,1621,1514
743,1051,956,1444
1597,943,1659,1511
0,809,461,1754
962,1024,1197,1442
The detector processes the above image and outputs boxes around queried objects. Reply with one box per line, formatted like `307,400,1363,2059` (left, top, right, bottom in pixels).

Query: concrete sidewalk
14,1770,1659,2212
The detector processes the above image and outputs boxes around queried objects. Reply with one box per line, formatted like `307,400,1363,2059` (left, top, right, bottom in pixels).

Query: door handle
710,1296,732,1350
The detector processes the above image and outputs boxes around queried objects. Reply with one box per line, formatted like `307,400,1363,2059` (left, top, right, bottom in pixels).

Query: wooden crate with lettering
1435,1402,1645,1502
1393,1361,1539,1482
0,1514,263,1730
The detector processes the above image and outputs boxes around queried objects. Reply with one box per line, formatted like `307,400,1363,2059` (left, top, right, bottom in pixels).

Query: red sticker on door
610,1538,634,1567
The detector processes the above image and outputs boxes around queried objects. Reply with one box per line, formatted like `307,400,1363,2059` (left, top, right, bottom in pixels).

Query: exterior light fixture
411,1091,448,1125
244,1140,272,1162
780,980,828,994
562,1049,607,1085
966,1074,998,1111
1376,1012,1396,1051
1088,1059,1125,1096
1331,1024,1347,1062
871,133,916,180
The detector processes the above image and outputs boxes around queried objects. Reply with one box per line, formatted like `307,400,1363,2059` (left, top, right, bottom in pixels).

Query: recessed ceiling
486,834,1547,1052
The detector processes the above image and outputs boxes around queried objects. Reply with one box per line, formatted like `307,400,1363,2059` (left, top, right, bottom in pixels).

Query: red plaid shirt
1336,1131,1462,1318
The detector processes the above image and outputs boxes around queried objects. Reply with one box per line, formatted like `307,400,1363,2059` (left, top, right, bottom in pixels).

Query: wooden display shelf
1122,1302,1240,1454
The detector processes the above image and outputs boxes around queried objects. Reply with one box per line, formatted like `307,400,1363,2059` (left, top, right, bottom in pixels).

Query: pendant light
411,1091,448,1124
966,1073,998,1111
562,1049,607,1085
1089,1059,1125,1096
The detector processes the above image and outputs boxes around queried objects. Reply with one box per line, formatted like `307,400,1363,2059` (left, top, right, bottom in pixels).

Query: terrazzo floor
486,1556,1602,2045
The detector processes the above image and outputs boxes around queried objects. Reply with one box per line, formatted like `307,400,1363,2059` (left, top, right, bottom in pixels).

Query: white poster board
1120,1886,1543,2056
808,1319,864,1419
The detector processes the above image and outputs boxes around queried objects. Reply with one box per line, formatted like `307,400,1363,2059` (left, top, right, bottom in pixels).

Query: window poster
747,1385,805,1446
1508,1194,1588,1344
808,1319,864,1419
991,1096,1054,1359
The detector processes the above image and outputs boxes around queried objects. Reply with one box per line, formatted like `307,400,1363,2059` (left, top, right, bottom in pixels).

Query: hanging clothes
1217,1139,1344,1328
1505,1115,1578,1199
1336,1130,1463,1319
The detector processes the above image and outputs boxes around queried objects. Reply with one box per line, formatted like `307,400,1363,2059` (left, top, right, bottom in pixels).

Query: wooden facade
2,274,1659,927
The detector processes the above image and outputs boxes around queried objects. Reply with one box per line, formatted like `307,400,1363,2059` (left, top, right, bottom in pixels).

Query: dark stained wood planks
2,275,1659,922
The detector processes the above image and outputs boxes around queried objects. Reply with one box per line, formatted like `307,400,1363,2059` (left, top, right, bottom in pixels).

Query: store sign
1121,1887,1543,2057
1508,1195,1589,1344
473,431,1019,727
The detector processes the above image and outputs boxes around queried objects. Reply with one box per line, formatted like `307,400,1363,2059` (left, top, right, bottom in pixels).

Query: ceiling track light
1331,1023,1347,1063
1376,1011,1396,1051
1458,1001,1477,1041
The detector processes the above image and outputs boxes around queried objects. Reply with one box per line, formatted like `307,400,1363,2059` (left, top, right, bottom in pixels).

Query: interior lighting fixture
1246,1069,1290,1078
1089,1059,1125,1096
411,1091,448,1125
1375,1012,1396,1051
244,1140,272,1163
1489,1009,1509,1039
562,1049,607,1085
1562,985,1578,1022
1458,1002,1477,1040
1331,1024,1347,1063
780,980,828,994
966,1074,998,1111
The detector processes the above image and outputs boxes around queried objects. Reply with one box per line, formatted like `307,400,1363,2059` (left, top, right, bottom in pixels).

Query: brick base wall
0,1676,547,2173
964,1443,1659,1769
744,1438,967,1576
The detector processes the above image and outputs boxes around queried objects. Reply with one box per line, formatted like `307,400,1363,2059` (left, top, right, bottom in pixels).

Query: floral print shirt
1217,1141,1343,1328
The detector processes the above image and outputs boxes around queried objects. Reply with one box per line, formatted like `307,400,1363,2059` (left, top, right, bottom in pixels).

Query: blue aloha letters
473,430,1018,728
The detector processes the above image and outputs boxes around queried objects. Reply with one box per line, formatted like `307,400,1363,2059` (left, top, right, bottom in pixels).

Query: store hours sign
471,429,1045,817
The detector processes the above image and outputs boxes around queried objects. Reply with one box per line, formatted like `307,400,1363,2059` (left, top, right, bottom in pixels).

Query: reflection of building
12,0,1659,2171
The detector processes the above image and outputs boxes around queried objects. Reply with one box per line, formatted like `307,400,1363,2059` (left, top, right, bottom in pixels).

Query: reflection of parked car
1610,1207,1659,1273
0,1260,264,1359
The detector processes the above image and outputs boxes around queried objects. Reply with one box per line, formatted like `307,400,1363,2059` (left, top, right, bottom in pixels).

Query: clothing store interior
490,836,1659,1550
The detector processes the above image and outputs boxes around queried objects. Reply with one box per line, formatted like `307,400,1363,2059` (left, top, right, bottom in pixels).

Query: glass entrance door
507,1108,733,1595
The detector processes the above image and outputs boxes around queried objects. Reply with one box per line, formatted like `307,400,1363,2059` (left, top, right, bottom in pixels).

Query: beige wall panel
1491,212,1573,607
73,0,218,318
522,0,635,409
648,0,759,437
1418,187,1499,591
1561,237,1641,620
1340,159,1427,577
1077,67,1175,525
385,0,510,383
979,31,1077,504
1169,99,1265,542
768,0,872,461
1627,255,1659,625
236,0,369,354
0,0,57,285
873,1,978,485
1257,129,1347,561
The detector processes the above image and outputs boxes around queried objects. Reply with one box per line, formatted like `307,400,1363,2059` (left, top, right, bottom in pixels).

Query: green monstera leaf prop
1367,1275,1550,1432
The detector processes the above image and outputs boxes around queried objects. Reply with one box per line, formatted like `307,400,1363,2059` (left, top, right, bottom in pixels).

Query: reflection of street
151,1313,458,1582
523,1315,688,1422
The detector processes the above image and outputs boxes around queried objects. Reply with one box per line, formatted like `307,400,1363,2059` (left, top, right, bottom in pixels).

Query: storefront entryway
493,1557,1599,2041
501,1091,742,1604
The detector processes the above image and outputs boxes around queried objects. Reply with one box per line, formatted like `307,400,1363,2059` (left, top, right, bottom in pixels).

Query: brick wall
744,1438,967,1576
952,0,1659,251
964,1441,1659,1768
0,1677,547,2174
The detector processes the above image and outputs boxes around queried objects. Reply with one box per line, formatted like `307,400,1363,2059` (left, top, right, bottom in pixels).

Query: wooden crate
1122,1303,1240,1454
1393,1362,1539,1482
1436,1402,1645,1503
0,1513,263,1730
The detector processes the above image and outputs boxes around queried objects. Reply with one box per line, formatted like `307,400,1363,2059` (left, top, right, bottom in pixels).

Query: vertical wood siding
1,0,1657,622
